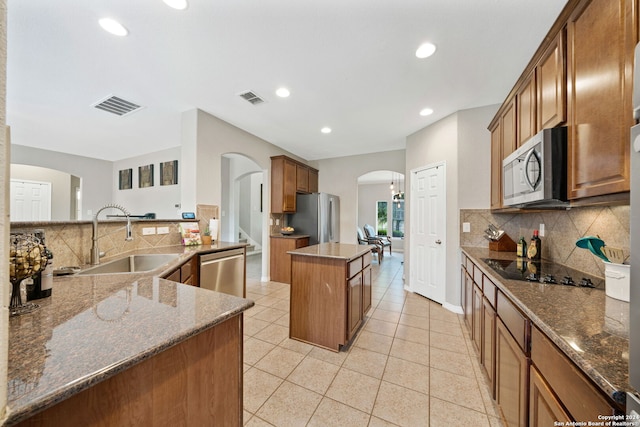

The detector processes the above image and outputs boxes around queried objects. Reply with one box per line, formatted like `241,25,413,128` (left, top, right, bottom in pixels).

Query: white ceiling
6,0,567,162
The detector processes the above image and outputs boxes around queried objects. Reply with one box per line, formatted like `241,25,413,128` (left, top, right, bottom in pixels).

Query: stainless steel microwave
502,127,568,208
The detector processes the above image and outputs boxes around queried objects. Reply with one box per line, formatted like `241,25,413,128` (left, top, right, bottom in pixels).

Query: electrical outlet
157,227,169,235
462,222,471,233
142,227,156,236
539,223,545,237
270,218,274,226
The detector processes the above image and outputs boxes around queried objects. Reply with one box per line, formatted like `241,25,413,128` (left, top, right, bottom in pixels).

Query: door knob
435,240,442,244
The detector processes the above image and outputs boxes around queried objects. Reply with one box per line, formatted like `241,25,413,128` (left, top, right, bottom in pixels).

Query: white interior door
410,163,446,303
10,179,52,221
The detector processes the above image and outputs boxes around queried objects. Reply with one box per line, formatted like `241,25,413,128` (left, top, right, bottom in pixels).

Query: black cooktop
482,258,604,289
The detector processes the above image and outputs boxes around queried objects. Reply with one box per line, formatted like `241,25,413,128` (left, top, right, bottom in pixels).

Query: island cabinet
14,315,244,427
271,155,319,213
270,235,310,284
566,0,634,200
289,243,372,352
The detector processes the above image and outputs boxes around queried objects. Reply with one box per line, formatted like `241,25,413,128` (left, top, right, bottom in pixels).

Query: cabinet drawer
497,291,529,353
348,257,362,279
473,264,483,289
295,237,310,249
181,260,193,281
461,253,468,270
483,276,497,308
362,251,372,268
531,327,617,420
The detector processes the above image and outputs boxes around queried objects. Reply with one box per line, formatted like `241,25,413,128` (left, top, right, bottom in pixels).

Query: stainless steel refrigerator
628,42,640,420
288,193,340,245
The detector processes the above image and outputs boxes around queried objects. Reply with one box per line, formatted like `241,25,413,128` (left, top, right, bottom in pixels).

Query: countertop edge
288,243,372,262
460,246,627,406
5,299,253,427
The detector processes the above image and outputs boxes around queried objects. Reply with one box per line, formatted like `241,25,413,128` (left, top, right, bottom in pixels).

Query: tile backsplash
460,205,630,278
11,221,184,268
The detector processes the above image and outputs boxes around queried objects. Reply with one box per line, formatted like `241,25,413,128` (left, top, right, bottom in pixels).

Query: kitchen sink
77,253,180,275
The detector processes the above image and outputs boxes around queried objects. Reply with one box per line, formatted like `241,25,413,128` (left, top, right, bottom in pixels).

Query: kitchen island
5,243,253,427
288,243,372,352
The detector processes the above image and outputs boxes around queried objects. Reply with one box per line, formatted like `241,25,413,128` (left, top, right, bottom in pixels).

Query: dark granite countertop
5,243,254,426
461,246,629,407
288,242,372,261
270,234,311,239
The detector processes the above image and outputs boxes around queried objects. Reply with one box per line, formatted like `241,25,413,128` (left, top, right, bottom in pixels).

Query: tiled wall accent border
460,205,630,277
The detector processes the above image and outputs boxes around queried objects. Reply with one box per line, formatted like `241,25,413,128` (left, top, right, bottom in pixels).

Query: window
392,199,404,237
376,201,388,236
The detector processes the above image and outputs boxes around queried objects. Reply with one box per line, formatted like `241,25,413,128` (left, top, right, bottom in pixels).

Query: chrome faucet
91,203,133,265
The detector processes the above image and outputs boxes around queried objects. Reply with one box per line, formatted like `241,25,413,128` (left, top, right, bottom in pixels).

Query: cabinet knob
435,240,442,244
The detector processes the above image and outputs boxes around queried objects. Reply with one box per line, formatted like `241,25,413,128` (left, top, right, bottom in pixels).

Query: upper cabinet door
517,72,537,147
537,29,566,130
501,99,517,159
490,121,503,210
296,164,309,193
567,0,633,200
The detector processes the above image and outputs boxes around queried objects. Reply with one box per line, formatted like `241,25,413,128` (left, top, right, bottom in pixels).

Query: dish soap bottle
516,237,527,258
527,230,541,261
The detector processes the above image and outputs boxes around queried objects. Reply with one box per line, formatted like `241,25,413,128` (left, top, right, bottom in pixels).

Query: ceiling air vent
238,90,265,105
92,95,143,116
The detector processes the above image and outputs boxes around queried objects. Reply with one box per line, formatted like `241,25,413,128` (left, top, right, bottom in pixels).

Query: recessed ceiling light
276,88,290,98
415,42,436,59
321,127,332,134
420,108,434,116
99,18,128,36
163,0,189,10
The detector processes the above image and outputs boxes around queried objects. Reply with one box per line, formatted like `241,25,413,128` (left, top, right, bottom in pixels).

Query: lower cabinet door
496,318,529,427
482,298,496,398
472,284,483,356
362,265,372,316
347,274,363,340
529,365,570,427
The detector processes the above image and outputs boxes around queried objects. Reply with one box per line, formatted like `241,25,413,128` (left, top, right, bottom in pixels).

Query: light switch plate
157,227,169,235
142,227,156,235
462,222,471,233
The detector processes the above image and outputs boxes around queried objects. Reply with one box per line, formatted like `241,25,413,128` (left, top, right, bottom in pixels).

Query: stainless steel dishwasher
199,248,246,298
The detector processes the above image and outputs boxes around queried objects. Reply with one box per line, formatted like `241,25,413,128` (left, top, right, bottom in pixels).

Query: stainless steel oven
502,127,568,208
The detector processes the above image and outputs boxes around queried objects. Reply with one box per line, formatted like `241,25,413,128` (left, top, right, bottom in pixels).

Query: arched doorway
221,153,266,279
357,170,405,253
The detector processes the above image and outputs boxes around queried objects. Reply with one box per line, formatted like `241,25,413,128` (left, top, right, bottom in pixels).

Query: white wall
315,150,406,245
405,105,495,310
112,147,181,219
457,105,499,209
10,164,74,220
11,145,112,219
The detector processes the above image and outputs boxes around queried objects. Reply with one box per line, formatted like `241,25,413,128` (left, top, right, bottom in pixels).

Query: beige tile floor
243,252,505,427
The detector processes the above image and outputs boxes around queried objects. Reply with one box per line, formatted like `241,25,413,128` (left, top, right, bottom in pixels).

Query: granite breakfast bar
288,243,373,352
5,244,254,427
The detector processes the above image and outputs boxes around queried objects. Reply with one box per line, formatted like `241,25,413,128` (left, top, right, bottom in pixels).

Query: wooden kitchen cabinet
496,317,530,427
517,73,536,147
271,156,298,213
16,315,244,426
296,164,309,193
271,155,320,213
529,365,570,427
270,235,310,284
530,327,618,421
290,247,372,351
482,296,496,398
501,99,517,159
472,282,483,356
163,257,198,286
490,121,503,210
462,266,474,333
566,0,633,200
536,29,566,130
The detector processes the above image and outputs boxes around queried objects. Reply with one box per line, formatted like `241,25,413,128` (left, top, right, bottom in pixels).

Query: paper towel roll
209,219,219,241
